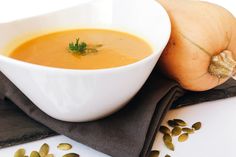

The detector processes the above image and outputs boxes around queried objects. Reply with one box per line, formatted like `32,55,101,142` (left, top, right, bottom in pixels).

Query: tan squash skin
158,0,236,91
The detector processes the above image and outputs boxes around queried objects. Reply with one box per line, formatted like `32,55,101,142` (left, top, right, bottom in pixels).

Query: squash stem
208,50,236,79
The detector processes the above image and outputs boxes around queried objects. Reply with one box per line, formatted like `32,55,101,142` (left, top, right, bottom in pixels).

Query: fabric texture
173,79,236,108
0,70,184,157
0,99,56,148
1,70,236,157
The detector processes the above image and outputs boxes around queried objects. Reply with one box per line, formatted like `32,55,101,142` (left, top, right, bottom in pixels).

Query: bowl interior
0,0,171,121
0,0,170,60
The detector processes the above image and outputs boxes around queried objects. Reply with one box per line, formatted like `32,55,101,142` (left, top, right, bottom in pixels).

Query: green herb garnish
68,38,102,54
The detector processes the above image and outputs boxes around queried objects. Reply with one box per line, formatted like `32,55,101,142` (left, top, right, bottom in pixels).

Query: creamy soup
9,29,152,69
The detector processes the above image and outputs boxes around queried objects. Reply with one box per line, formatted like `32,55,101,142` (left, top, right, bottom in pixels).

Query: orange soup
9,29,152,69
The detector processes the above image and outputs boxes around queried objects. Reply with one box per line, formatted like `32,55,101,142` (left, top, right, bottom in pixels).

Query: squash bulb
158,0,236,91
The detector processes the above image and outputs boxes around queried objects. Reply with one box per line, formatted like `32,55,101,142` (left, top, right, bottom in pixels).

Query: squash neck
208,50,236,79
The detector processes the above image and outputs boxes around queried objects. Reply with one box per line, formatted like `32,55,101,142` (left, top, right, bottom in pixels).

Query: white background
0,0,235,23
0,0,236,157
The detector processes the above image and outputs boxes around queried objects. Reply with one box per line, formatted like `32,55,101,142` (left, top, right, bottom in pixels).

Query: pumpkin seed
57,143,72,150
192,122,202,130
167,120,179,127
30,151,40,157
165,155,171,157
178,133,189,142
39,143,49,157
182,127,194,134
171,127,182,136
63,153,80,157
45,154,54,157
163,134,172,143
159,126,171,135
173,119,187,126
164,141,174,151
14,148,26,157
149,150,160,157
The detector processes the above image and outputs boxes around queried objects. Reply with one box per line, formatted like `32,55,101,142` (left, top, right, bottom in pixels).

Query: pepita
178,133,189,142
57,143,72,151
63,153,80,157
159,126,171,135
164,141,174,151
30,151,40,157
173,119,187,126
14,148,26,157
45,154,54,157
182,128,194,134
165,155,171,157
149,150,160,157
192,122,201,130
39,143,49,157
171,127,182,136
167,120,178,127
163,134,172,143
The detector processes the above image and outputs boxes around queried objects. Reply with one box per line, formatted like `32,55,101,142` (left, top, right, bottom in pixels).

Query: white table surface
0,0,236,157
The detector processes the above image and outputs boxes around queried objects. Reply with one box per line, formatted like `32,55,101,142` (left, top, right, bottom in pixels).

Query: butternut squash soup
9,29,152,69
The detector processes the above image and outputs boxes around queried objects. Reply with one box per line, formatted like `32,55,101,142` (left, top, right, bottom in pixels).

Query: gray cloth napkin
0,99,55,148
173,79,236,108
0,70,184,157
1,69,236,157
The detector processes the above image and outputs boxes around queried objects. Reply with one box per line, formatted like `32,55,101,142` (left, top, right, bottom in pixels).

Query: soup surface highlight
9,29,152,69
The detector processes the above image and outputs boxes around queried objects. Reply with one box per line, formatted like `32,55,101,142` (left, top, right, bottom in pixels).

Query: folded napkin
0,70,183,157
173,78,236,108
1,70,236,157
0,99,55,147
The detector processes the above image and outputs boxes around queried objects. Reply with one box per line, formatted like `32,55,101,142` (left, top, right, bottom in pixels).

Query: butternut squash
158,0,236,91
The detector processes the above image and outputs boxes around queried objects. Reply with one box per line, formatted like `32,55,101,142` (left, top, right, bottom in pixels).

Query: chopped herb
68,38,102,54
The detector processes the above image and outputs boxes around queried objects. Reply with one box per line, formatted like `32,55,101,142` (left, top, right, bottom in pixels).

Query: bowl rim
0,0,171,74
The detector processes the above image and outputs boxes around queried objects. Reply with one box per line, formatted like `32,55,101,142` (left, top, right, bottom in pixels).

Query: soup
9,29,152,69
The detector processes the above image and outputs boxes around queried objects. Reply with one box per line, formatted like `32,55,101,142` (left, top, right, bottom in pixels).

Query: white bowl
0,0,170,122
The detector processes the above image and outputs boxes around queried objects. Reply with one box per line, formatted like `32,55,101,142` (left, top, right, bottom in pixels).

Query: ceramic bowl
0,0,171,122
